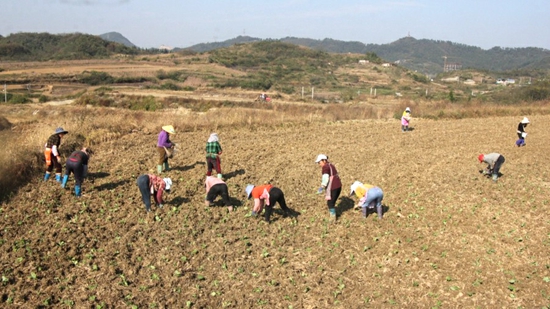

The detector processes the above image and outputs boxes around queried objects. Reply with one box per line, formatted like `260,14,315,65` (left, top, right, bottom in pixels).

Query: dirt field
1,111,549,308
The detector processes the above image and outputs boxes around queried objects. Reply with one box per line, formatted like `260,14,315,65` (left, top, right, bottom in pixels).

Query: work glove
158,204,163,208
316,186,324,194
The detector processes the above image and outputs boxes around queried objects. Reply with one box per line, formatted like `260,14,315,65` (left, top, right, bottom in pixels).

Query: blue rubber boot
55,173,62,183
61,175,68,188
74,185,81,197
44,172,51,181
329,208,336,222
163,162,169,171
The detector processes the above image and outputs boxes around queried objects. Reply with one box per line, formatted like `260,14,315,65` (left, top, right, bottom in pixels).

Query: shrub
80,71,114,85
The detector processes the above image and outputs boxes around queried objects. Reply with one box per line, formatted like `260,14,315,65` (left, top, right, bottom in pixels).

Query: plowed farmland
1,111,549,308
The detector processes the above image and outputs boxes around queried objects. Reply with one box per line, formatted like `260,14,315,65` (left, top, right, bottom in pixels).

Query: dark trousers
46,152,62,173
327,187,341,210
65,160,84,186
206,157,221,175
493,155,505,175
264,187,290,222
137,175,151,211
206,183,231,206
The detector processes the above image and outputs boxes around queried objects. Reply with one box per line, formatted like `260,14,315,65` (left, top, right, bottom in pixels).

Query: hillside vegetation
184,35,550,75
0,33,141,61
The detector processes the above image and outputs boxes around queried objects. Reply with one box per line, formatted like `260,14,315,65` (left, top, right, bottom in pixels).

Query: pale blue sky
3,0,550,50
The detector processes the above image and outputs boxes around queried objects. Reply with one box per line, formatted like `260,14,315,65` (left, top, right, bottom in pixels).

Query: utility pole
442,56,448,72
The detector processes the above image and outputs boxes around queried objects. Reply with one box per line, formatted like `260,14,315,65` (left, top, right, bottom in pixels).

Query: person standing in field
401,107,412,132
516,117,529,147
61,147,91,197
136,174,172,212
205,133,223,179
157,125,175,174
349,181,384,219
204,175,233,212
478,153,505,182
245,184,291,223
315,154,342,222
44,127,68,182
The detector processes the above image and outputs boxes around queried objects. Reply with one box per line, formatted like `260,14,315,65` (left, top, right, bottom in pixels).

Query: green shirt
205,141,222,158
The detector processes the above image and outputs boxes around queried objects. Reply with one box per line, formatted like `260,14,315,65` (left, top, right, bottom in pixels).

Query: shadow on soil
94,179,130,191
224,169,246,180
169,196,190,206
88,171,110,179
172,161,204,172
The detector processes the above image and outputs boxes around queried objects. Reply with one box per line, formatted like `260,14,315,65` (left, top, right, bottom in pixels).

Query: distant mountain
183,36,550,75
99,32,135,48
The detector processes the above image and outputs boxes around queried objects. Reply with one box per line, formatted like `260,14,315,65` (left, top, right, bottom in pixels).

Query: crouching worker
205,176,233,212
350,181,384,219
245,184,290,223
478,153,505,181
61,147,91,197
44,127,68,182
136,174,172,212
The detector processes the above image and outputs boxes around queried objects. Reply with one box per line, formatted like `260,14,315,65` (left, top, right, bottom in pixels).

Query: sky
3,0,550,50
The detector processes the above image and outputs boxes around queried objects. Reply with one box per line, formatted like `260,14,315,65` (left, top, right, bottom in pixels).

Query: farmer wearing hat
61,147,91,197
204,176,233,212
136,174,172,212
315,154,341,221
401,107,412,132
350,181,384,219
157,125,175,173
205,133,223,179
43,127,68,182
516,117,529,147
245,184,290,223
478,153,505,181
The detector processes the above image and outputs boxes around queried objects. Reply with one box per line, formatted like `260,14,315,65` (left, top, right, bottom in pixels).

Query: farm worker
136,174,172,212
204,176,233,212
315,154,342,221
61,147,91,197
43,127,68,182
516,117,529,147
245,184,291,223
401,107,411,132
205,133,223,179
478,153,505,182
350,181,384,219
157,125,175,173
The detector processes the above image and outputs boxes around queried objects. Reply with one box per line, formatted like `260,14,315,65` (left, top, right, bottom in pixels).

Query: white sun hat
350,181,363,196
245,184,255,199
163,178,172,191
315,154,328,163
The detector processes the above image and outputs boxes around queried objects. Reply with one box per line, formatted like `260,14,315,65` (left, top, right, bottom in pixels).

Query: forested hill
0,32,139,61
184,35,550,74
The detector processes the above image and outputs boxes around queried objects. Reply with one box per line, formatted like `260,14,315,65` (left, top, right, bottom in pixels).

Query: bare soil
1,114,549,308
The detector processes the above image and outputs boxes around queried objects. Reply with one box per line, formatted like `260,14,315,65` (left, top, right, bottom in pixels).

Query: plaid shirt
205,141,222,158
45,134,61,148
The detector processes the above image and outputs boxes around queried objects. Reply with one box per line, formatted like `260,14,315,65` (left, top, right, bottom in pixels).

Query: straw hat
162,125,175,134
